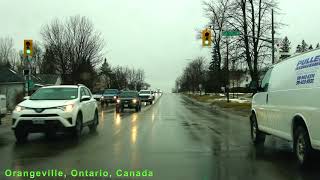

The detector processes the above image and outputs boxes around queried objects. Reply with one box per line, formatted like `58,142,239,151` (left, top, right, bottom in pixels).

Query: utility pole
226,37,230,103
271,9,275,64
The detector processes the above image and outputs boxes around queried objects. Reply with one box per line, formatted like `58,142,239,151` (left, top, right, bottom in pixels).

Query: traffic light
202,29,212,47
24,40,33,57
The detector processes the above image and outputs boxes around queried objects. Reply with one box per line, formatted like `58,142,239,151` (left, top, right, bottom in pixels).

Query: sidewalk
1,114,11,126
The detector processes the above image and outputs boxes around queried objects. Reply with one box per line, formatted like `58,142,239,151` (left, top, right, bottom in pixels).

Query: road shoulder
182,94,250,119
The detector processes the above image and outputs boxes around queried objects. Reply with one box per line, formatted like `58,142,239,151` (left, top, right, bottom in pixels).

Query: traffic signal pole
226,37,230,103
23,40,33,96
24,56,31,96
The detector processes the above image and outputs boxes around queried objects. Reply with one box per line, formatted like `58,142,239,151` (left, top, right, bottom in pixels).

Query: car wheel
89,110,99,132
250,114,265,145
14,126,28,143
135,106,139,112
294,126,312,167
150,101,153,105
72,113,82,139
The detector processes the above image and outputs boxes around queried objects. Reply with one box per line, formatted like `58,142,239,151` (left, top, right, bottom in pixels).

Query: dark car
116,91,141,113
100,89,119,106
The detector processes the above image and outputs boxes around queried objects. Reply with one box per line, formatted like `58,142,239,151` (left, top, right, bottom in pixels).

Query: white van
251,49,320,166
0,95,7,125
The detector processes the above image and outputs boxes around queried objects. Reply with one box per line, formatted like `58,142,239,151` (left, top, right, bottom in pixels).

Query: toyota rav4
12,85,99,142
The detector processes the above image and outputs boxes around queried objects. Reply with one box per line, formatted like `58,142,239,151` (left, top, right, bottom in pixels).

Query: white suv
12,85,99,142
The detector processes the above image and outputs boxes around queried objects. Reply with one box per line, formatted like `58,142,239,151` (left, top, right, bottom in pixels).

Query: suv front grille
20,114,59,117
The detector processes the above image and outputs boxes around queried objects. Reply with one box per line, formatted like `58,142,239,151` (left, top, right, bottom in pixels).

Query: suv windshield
30,88,78,100
103,89,118,94
119,91,137,98
140,90,151,94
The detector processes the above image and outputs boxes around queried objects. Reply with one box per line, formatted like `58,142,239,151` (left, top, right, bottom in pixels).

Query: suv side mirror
81,95,91,102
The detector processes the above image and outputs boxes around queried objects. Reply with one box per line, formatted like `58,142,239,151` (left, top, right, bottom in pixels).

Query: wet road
0,93,320,180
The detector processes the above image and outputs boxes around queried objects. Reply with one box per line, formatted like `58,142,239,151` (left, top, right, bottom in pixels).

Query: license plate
32,119,45,124
124,104,129,108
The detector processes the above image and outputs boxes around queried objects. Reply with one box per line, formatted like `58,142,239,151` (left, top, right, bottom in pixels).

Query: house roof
0,67,24,83
0,66,60,86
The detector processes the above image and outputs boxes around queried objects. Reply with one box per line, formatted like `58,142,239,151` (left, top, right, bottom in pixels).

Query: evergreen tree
296,44,302,53
301,40,308,52
280,36,291,53
279,36,291,60
309,45,313,50
206,45,221,93
100,58,113,88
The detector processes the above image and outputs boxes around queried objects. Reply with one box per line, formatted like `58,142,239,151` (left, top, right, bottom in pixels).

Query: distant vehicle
92,90,103,101
116,91,141,113
11,85,99,142
100,89,119,106
139,90,154,105
0,95,7,125
251,49,320,166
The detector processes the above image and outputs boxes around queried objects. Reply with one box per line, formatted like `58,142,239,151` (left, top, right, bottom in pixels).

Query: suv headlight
113,96,117,99
116,99,121,103
57,104,74,112
132,99,137,103
14,105,25,112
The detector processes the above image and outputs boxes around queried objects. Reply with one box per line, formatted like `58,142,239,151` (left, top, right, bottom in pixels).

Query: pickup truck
0,95,7,125
139,90,154,105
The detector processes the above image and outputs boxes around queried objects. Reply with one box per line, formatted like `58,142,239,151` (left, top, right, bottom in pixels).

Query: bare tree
175,57,207,93
203,0,232,71
0,37,15,67
31,42,43,74
230,0,279,89
41,16,104,88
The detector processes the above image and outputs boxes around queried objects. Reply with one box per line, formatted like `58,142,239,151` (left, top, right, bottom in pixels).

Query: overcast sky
0,0,319,92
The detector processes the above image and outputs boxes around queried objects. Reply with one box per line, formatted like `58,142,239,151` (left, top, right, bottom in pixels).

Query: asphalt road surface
0,93,320,180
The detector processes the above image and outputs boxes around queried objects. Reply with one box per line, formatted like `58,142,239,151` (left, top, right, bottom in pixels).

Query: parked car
100,89,119,106
139,90,154,105
250,49,320,166
0,95,7,125
92,90,103,101
12,84,99,142
116,91,141,113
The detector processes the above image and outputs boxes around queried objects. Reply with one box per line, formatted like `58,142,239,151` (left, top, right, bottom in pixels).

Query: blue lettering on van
296,55,320,70
296,73,315,85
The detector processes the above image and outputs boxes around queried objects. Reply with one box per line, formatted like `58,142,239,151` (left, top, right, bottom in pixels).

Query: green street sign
222,30,240,37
